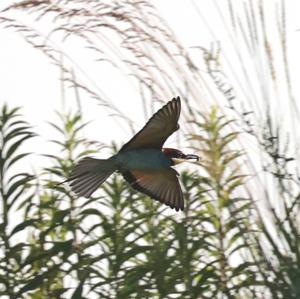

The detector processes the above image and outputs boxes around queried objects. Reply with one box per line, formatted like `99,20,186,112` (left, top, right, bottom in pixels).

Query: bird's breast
114,149,171,171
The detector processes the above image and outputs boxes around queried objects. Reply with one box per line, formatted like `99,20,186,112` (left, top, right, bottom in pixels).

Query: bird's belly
115,149,171,171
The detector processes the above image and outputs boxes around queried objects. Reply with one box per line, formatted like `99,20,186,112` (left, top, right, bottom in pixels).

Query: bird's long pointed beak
185,154,200,161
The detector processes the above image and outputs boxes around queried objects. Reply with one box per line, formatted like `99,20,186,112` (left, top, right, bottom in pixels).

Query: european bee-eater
67,97,199,211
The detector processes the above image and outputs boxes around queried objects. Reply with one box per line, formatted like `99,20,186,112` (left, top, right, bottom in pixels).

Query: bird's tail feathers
65,157,116,198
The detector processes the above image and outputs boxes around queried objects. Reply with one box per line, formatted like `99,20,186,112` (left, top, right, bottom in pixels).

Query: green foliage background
1,1,299,298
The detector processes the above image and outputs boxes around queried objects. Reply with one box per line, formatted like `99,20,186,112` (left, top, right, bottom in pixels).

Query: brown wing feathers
120,97,181,151
122,169,184,211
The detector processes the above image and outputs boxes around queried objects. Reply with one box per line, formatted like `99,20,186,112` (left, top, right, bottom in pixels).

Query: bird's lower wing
122,168,184,211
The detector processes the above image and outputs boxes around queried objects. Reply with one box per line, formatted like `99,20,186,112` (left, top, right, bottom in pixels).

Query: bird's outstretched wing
120,97,181,151
122,168,184,211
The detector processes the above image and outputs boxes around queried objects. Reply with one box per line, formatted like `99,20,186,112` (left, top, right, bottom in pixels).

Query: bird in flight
66,97,199,211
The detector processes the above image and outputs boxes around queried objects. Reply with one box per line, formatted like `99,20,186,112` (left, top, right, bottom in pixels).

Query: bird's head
162,148,199,165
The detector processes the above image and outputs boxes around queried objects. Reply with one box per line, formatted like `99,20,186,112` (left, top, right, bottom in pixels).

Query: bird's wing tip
172,96,181,103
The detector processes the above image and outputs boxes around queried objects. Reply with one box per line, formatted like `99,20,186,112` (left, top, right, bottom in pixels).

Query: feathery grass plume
198,2,300,297
0,0,214,135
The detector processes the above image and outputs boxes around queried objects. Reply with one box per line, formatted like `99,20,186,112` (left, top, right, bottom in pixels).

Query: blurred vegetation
1,0,300,298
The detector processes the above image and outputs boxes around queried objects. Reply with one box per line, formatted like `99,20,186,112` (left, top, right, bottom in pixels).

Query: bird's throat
171,158,186,165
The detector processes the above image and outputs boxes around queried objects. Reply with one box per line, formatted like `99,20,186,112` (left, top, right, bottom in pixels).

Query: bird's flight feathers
122,168,184,211
120,97,181,151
